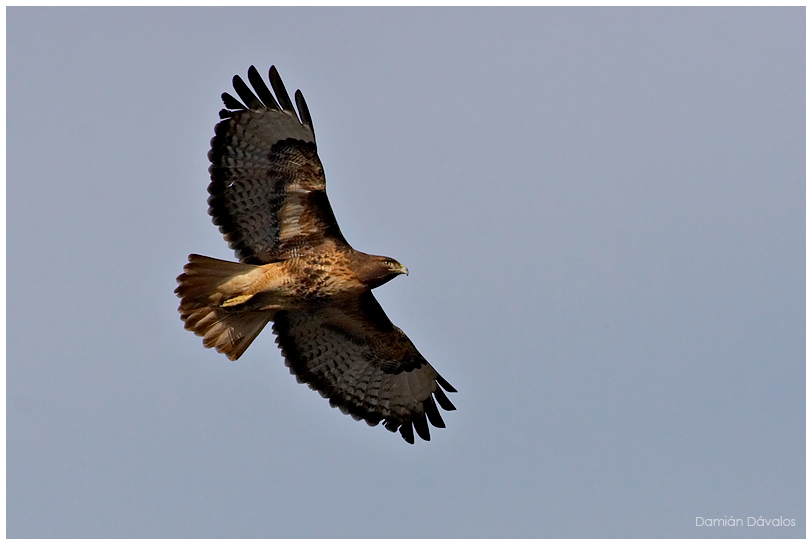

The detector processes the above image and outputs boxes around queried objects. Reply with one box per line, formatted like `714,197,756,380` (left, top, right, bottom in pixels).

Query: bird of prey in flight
176,66,456,443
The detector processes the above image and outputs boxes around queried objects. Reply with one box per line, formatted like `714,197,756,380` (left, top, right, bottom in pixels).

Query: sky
6,7,805,538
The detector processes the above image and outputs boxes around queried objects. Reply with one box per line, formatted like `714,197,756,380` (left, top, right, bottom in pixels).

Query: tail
175,254,273,361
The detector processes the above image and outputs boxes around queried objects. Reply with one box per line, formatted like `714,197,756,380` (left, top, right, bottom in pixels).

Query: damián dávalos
696,517,796,527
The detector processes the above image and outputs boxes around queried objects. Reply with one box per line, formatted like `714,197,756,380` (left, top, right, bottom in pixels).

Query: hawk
176,66,456,443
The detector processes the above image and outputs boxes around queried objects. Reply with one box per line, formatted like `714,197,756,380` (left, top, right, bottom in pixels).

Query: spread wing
272,292,457,443
207,66,348,264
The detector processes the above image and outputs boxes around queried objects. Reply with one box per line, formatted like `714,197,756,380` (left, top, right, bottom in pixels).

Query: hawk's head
355,254,409,289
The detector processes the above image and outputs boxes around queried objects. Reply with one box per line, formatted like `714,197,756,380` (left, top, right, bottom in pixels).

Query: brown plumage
175,66,456,443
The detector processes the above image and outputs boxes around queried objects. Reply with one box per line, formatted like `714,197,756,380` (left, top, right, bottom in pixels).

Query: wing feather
272,293,456,443
295,90,313,131
248,65,280,110
221,92,246,111
412,410,430,441
208,66,345,264
423,396,445,428
433,387,456,411
269,66,296,112
232,74,264,110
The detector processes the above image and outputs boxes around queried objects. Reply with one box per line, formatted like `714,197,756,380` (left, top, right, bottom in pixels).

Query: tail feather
176,254,273,360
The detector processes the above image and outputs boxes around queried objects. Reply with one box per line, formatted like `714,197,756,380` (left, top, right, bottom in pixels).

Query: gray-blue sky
7,7,804,538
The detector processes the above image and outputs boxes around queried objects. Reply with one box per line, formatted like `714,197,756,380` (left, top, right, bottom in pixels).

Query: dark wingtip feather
424,396,445,428
269,66,295,111
413,412,431,441
433,387,456,411
384,420,399,433
295,89,314,132
400,422,415,444
248,65,280,110
436,374,457,393
232,75,263,110
221,92,245,110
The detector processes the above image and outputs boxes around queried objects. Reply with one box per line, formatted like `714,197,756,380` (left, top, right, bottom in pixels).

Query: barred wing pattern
207,66,347,264
273,293,457,444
